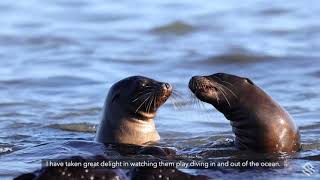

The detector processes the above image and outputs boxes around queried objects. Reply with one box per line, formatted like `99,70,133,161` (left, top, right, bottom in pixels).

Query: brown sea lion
95,76,172,145
189,73,300,153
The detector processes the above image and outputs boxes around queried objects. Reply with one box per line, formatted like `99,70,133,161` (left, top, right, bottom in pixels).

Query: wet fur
189,73,300,153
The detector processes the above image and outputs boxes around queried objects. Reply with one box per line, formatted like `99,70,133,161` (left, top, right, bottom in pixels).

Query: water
0,0,320,179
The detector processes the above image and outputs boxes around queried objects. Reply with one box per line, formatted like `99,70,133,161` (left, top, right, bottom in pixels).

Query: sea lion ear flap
245,78,254,85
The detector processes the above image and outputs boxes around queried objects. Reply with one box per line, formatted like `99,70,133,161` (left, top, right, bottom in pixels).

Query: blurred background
0,0,319,179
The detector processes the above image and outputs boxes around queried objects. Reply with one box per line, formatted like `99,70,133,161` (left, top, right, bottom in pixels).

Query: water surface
0,0,320,179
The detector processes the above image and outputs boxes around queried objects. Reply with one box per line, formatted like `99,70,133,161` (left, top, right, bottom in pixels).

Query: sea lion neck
131,110,156,121
211,100,240,117
223,106,247,122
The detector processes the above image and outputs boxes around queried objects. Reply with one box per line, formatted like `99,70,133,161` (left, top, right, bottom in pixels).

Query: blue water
0,0,320,179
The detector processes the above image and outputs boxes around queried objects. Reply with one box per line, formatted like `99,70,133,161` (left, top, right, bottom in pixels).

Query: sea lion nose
189,76,200,88
162,83,172,91
191,76,201,81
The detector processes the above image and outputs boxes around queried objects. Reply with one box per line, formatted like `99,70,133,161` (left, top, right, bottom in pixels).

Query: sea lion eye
139,80,149,87
245,78,254,85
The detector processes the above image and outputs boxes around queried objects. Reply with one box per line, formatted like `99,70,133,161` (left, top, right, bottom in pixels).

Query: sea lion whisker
172,96,183,108
172,90,184,99
147,91,156,113
170,95,183,110
170,98,178,110
218,88,231,108
146,95,151,113
146,93,151,113
132,92,152,102
211,76,234,87
218,84,238,99
192,93,205,110
147,92,155,113
199,98,206,109
135,94,152,113
211,79,237,99
132,95,145,103
151,93,156,112
189,92,197,108
153,94,157,111
191,93,199,108
132,89,152,98
188,93,194,107
132,94,149,103
190,92,202,109
132,88,153,98
214,92,220,105
211,76,237,94
216,86,228,97
171,94,184,105
171,91,185,109
172,90,183,95
133,89,153,97
152,93,157,111
216,86,228,105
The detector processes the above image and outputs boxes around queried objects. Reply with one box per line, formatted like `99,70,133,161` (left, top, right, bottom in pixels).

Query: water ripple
150,21,196,35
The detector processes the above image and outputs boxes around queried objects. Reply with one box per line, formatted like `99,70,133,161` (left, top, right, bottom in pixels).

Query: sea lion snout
160,82,172,94
189,76,204,92
162,82,172,90
189,76,217,93
157,82,172,96
155,82,172,107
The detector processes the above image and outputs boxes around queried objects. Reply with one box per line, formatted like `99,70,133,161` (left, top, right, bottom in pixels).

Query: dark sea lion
14,76,210,179
95,76,172,145
189,73,300,153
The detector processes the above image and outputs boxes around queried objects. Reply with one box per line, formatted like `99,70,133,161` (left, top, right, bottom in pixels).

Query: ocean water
0,0,319,179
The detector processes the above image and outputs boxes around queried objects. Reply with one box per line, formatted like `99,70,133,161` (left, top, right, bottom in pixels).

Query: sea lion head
188,73,255,113
96,76,172,145
107,76,172,119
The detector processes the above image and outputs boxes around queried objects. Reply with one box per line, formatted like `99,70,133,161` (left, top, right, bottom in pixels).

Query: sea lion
14,76,210,180
189,73,300,153
95,76,172,145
